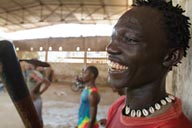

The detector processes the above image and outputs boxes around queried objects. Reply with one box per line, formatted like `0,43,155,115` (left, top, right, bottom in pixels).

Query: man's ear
163,48,184,67
90,72,95,80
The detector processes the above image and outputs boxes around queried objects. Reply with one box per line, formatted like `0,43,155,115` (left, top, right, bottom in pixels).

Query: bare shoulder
89,91,100,104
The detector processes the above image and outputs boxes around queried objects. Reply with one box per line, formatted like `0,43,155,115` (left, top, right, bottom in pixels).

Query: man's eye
123,37,138,44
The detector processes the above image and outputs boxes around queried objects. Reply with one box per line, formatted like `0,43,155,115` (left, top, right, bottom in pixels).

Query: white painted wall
170,0,192,121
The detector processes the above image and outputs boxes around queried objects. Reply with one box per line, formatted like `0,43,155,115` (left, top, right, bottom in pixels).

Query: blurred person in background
22,59,51,125
77,66,100,128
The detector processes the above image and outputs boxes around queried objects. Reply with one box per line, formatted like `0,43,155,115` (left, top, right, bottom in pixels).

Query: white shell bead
168,95,175,100
160,99,167,105
136,110,142,117
149,107,155,113
142,109,149,116
131,110,136,117
165,97,172,103
125,106,130,115
155,103,161,110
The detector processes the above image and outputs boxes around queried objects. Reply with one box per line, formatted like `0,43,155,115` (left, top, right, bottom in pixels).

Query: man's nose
106,40,121,55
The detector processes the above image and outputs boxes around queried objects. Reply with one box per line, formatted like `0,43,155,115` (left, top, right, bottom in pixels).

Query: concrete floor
0,83,120,128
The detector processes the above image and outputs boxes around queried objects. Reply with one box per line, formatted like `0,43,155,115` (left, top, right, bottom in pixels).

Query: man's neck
125,77,167,110
85,81,95,87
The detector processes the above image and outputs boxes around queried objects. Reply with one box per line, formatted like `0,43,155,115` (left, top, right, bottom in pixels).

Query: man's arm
30,71,50,97
38,78,50,95
88,92,100,128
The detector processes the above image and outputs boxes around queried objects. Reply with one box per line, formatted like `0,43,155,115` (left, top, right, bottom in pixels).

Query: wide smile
108,60,128,72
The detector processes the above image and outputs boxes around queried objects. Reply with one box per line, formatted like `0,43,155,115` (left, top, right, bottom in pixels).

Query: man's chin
110,83,126,89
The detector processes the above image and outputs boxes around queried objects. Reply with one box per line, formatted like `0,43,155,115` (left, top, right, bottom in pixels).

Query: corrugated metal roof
0,0,132,32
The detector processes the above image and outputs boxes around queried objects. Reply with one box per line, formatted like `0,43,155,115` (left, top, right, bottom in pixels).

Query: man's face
82,69,93,83
107,6,169,90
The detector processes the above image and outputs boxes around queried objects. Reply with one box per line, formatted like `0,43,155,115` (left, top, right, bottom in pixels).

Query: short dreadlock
134,0,191,56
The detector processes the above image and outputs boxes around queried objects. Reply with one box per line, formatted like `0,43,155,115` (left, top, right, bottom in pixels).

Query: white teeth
108,60,128,71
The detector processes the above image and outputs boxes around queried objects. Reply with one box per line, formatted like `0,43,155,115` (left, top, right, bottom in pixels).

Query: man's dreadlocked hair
134,0,191,57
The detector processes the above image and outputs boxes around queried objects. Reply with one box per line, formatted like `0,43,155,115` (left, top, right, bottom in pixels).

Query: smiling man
106,0,192,128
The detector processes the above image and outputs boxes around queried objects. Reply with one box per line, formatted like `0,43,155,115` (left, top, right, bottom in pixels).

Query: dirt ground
0,82,120,128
